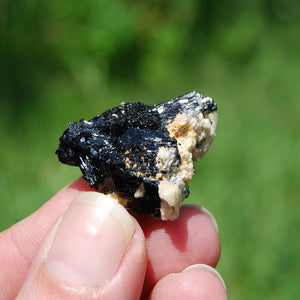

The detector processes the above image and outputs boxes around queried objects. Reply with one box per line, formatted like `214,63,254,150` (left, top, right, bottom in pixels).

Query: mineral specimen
56,91,218,220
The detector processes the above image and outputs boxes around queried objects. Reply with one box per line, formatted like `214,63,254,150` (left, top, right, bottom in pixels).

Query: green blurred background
1,0,299,298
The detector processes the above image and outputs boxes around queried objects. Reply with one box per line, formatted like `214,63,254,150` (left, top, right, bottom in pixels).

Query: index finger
134,205,221,298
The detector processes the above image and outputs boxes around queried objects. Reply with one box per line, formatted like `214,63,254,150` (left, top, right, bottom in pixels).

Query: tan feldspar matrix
56,92,218,220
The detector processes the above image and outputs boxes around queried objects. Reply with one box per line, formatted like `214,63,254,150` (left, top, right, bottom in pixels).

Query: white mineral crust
156,102,218,220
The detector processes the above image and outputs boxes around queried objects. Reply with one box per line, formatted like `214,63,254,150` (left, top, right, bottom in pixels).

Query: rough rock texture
56,91,218,220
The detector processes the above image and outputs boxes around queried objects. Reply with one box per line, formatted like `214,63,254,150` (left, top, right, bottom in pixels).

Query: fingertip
138,203,222,298
150,264,227,300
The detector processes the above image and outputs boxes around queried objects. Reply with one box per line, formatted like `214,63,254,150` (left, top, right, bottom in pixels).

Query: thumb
17,192,147,300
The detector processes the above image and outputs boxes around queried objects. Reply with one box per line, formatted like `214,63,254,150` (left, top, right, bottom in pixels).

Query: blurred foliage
0,0,299,299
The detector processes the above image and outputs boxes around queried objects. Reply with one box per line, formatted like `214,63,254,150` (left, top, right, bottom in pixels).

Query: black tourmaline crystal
56,92,218,220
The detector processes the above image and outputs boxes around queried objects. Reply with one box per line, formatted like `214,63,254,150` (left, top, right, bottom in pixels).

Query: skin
0,178,227,299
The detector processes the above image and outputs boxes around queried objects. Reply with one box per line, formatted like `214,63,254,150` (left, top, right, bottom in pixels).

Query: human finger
134,205,221,298
149,264,227,300
17,192,147,300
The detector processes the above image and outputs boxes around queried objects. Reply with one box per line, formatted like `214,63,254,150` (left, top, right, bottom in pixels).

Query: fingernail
184,204,219,233
46,192,136,286
183,264,226,290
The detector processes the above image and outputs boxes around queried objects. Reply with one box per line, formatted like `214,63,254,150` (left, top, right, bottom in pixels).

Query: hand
0,178,227,299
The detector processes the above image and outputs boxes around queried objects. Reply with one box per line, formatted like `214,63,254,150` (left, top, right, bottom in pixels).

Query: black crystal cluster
56,92,217,219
